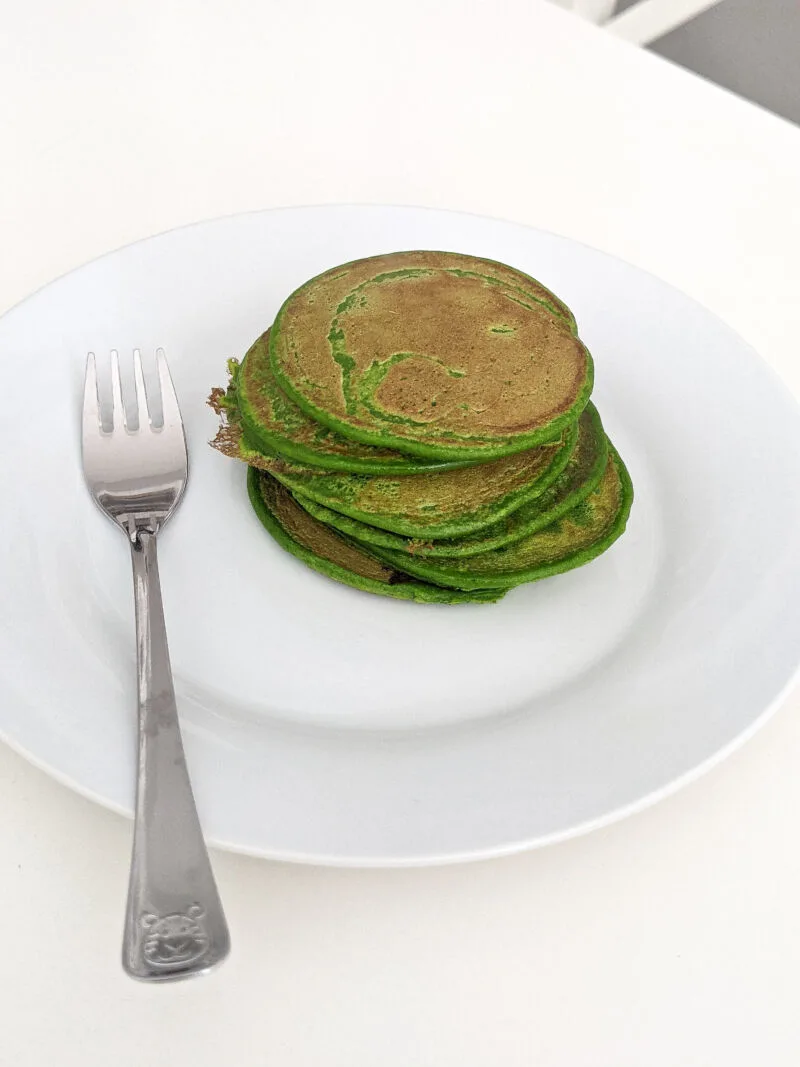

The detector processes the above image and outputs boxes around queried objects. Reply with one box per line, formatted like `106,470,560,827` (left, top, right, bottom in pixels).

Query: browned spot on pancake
208,409,276,472
207,386,227,416
260,476,400,584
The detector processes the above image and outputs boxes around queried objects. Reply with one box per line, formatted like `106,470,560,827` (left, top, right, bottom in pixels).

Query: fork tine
132,348,150,429
110,350,125,432
82,353,102,437
156,348,182,430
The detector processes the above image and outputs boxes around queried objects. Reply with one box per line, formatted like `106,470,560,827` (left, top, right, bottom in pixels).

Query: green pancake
296,403,608,558
366,447,633,590
227,331,478,474
270,251,593,461
247,468,502,604
265,420,579,540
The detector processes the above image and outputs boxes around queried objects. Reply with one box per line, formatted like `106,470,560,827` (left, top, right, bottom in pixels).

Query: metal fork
82,348,229,982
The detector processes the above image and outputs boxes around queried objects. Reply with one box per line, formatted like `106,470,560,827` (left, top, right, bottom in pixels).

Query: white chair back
555,0,727,46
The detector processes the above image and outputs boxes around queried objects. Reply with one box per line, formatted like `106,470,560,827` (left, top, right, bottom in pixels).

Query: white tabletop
3,1,800,1063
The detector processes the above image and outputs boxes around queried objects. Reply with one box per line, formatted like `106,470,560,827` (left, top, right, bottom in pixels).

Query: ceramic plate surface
2,205,799,865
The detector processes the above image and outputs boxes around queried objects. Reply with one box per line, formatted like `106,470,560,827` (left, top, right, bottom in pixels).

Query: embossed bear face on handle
141,904,209,968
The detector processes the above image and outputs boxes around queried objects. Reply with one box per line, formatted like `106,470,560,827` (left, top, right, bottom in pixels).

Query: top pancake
270,250,593,461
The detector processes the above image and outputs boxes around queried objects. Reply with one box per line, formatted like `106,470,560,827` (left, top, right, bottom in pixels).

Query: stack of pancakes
210,251,632,603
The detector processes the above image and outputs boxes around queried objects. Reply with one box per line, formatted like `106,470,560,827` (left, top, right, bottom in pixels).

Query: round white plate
2,205,800,866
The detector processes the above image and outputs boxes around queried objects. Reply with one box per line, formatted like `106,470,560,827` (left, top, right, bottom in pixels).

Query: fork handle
122,530,230,981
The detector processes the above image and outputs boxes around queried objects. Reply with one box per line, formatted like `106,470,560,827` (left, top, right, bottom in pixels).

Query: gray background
617,0,800,124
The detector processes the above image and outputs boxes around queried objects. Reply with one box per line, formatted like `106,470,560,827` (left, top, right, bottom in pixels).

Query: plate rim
3,665,798,868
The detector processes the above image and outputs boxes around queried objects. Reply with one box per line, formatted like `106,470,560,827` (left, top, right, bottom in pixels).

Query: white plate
2,205,799,866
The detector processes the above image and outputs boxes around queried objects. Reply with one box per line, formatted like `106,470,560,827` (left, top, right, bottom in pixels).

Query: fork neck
125,516,161,545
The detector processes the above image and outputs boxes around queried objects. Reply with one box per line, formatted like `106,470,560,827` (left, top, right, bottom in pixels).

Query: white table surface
3,1,800,1063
